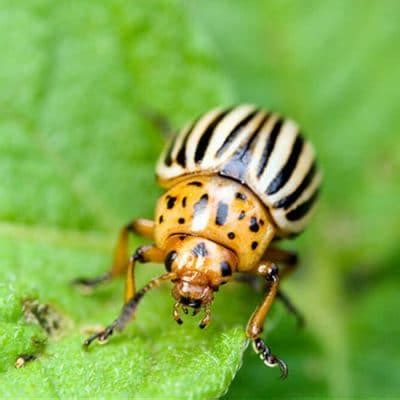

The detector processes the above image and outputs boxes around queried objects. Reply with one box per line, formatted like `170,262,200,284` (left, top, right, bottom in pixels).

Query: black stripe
220,113,270,182
194,108,233,163
266,134,304,195
215,202,229,225
216,109,259,157
176,119,198,167
164,136,177,166
273,161,317,210
286,189,320,221
239,113,270,165
257,118,283,178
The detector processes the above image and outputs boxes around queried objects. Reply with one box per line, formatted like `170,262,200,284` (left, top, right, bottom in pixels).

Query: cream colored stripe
201,104,257,168
267,140,315,202
185,107,225,170
247,112,280,187
258,118,299,192
272,170,321,234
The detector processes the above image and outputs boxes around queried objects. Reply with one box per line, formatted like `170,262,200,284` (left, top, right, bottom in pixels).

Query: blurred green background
0,0,399,398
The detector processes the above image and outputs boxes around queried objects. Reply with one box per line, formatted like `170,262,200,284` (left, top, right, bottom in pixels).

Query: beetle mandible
74,104,321,378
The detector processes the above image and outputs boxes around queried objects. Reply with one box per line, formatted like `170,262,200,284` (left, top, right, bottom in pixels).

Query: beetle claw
83,323,116,348
253,338,288,379
71,273,110,293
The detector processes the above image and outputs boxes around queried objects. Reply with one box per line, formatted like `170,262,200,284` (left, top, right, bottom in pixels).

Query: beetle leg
276,289,304,328
246,262,288,379
123,244,165,302
84,271,176,347
235,272,304,327
72,219,155,290
263,246,298,279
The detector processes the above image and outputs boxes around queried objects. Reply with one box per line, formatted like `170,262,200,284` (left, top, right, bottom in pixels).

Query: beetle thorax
154,175,276,270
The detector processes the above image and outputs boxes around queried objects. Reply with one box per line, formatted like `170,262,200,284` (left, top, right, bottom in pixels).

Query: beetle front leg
84,244,168,347
246,262,288,379
72,219,155,290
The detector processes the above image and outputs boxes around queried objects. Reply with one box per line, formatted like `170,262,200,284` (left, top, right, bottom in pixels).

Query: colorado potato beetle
74,104,321,378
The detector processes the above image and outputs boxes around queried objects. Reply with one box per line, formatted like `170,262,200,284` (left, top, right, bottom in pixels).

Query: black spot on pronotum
159,215,164,224
251,241,258,250
235,192,247,201
215,201,229,226
178,218,185,224
166,196,177,209
220,261,232,277
188,181,203,187
249,216,260,232
193,194,209,215
238,210,246,220
192,242,208,257
164,251,177,271
227,232,235,239
182,197,187,207
179,235,186,241
259,219,265,225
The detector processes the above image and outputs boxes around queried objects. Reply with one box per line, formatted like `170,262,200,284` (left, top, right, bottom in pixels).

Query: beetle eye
165,251,177,271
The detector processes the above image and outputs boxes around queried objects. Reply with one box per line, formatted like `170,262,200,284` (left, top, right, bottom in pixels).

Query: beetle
73,104,321,378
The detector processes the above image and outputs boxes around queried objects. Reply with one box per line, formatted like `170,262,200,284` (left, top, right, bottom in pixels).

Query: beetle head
164,235,237,328
172,270,214,308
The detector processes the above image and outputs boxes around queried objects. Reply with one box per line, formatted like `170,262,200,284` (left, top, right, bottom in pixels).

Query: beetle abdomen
156,105,321,237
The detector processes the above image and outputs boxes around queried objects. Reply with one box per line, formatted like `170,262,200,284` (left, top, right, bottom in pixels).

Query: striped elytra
156,104,322,237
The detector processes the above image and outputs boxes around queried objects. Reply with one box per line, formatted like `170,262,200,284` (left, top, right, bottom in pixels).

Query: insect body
74,104,321,378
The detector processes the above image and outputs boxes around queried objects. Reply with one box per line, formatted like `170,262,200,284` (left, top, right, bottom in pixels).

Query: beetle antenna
84,272,176,347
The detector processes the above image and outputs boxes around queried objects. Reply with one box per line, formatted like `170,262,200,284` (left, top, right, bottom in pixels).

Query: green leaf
190,0,400,398
0,1,261,398
3,1,400,398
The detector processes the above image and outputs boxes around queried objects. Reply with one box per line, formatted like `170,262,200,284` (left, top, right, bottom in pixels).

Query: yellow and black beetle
74,104,321,378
